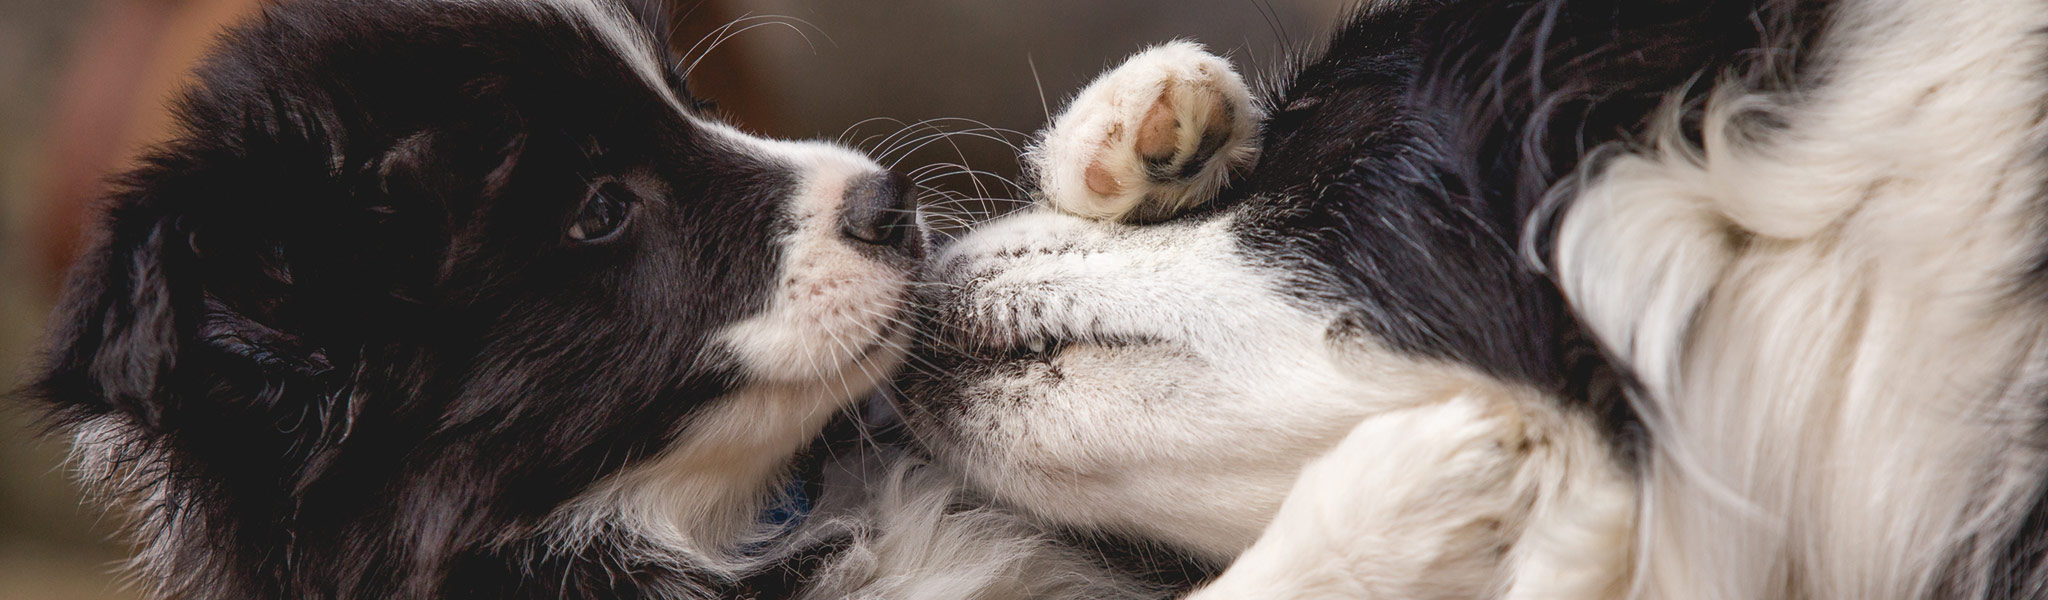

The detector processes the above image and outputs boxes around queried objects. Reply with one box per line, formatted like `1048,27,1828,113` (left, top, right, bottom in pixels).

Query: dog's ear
32,68,519,443
34,156,343,432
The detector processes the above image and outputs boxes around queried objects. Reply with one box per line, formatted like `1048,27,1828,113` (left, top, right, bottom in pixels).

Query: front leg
929,42,1268,350
1030,41,1262,222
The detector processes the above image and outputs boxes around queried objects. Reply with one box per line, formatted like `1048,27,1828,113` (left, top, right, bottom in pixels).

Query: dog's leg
1030,41,1260,223
1187,392,1633,600
1188,393,1530,599
931,43,1267,350
931,41,1265,347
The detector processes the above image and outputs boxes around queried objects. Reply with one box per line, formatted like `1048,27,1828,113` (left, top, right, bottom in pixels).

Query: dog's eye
569,181,635,243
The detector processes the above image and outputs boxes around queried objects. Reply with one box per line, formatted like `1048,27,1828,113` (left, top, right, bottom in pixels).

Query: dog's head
30,0,917,594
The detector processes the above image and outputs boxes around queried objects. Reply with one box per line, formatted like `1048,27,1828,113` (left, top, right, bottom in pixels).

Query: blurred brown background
0,0,1345,597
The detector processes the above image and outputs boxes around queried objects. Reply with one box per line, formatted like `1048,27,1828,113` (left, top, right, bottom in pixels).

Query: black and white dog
905,0,2048,597
24,0,1163,598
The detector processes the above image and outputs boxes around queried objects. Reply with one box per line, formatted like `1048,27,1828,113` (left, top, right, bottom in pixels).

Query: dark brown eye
569,181,634,242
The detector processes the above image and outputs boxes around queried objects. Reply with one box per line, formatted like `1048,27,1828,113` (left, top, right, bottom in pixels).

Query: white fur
68,416,200,597
1552,0,2048,597
924,44,1634,597
544,356,902,572
928,206,1404,559
1190,392,1632,600
796,457,1163,600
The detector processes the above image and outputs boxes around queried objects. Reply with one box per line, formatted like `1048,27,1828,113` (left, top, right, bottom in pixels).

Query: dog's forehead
375,0,760,149
463,0,686,109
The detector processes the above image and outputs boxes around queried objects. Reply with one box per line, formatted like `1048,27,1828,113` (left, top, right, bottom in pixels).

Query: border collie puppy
904,0,2048,597
21,1,1154,598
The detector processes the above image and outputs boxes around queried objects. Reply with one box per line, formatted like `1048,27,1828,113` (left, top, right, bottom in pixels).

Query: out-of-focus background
0,0,1345,597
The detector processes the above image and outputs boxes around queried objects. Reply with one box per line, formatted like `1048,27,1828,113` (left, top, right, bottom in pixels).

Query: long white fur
794,456,1165,600
1552,0,2048,597
69,416,205,596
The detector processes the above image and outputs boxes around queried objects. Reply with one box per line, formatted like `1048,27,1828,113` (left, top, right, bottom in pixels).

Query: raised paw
1031,41,1261,223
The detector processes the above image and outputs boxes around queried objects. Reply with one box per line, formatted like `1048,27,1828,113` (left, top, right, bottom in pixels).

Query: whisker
865,120,1032,219
853,306,976,380
839,116,912,146
872,116,1015,157
873,120,1029,161
889,142,1009,206
675,14,764,73
1027,53,1052,123
880,130,1026,166
682,16,830,80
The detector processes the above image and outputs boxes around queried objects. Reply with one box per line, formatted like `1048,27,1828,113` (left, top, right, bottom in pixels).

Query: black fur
25,1,861,597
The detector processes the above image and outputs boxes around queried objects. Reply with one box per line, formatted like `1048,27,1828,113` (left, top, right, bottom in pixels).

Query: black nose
840,170,915,246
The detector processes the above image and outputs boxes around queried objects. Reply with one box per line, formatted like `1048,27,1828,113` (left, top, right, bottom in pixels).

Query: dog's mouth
908,249,1167,368
965,329,1167,365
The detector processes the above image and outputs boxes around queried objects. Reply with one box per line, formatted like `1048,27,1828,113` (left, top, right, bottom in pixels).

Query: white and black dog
22,0,1172,598
904,0,2048,597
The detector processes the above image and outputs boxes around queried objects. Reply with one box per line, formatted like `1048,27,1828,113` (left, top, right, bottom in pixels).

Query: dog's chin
721,243,919,388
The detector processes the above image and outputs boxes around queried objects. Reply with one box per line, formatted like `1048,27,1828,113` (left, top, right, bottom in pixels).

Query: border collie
24,1,1160,598
903,0,2048,597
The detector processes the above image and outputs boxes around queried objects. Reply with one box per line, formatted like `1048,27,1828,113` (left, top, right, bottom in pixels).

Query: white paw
1307,394,1532,536
1031,41,1261,223
1193,394,1538,599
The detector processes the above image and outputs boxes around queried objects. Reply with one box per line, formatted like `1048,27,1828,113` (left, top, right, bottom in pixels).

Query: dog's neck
529,374,877,586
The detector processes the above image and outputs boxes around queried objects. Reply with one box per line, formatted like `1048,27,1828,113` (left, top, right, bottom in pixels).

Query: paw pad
1032,41,1262,223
